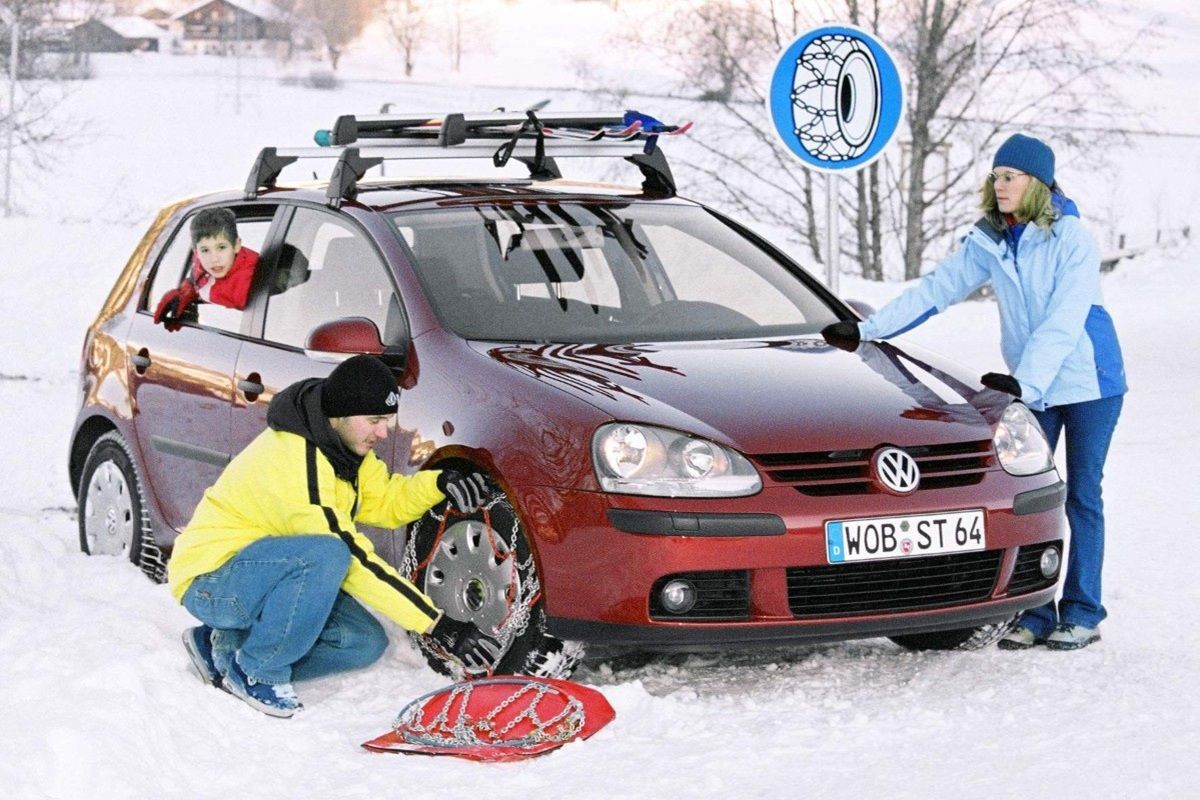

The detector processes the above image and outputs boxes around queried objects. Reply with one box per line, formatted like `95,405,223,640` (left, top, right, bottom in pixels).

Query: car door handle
237,378,264,395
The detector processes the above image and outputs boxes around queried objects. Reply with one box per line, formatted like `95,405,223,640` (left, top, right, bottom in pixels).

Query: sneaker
221,657,302,718
997,624,1046,650
183,626,225,688
1045,623,1101,651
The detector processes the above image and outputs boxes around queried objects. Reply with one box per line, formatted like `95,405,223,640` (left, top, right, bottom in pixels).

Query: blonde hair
978,175,1058,232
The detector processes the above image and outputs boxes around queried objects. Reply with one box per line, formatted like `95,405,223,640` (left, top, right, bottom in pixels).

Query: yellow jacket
167,428,445,633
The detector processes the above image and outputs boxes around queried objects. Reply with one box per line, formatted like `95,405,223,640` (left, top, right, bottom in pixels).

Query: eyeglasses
988,171,1028,185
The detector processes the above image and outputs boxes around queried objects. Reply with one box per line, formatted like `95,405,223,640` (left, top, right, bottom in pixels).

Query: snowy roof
96,15,168,39
172,0,287,23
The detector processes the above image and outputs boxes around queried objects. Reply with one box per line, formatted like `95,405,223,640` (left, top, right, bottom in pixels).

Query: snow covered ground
2,4,1198,797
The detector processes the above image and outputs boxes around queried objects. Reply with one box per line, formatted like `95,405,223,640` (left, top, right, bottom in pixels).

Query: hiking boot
997,624,1046,650
182,626,228,688
1045,623,1101,651
222,657,302,718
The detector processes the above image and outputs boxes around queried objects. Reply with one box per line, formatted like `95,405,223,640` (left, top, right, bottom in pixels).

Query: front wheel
888,616,1017,651
402,491,583,679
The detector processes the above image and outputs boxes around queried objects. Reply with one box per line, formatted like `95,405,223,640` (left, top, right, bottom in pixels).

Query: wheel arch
69,415,120,497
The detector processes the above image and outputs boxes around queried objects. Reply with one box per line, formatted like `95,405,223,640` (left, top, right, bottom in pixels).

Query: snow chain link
394,678,585,748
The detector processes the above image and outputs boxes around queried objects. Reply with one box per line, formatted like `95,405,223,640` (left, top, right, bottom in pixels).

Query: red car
70,112,1065,676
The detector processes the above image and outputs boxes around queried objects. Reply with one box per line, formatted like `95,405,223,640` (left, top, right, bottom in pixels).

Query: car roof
189,177,699,215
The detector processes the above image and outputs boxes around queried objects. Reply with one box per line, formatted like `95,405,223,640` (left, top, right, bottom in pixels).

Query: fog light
660,579,697,614
1039,546,1061,578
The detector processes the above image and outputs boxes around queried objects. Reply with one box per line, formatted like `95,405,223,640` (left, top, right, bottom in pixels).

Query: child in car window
154,207,259,331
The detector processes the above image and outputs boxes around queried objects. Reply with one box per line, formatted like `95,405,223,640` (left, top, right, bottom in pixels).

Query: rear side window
263,208,403,349
145,209,272,334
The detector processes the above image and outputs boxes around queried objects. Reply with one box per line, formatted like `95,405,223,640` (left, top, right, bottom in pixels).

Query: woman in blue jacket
823,133,1126,650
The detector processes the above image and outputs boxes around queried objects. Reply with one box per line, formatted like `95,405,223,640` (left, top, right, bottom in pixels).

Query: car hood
476,337,1012,455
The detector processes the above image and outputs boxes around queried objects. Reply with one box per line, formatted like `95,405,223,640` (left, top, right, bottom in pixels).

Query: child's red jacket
190,247,259,310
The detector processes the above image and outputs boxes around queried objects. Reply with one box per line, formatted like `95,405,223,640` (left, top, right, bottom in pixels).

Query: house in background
72,16,167,53
169,0,290,56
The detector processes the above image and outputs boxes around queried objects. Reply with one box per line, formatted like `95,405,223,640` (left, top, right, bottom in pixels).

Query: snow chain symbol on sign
768,24,906,172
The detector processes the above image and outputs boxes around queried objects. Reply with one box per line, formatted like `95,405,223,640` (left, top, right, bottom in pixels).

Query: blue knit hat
993,133,1054,187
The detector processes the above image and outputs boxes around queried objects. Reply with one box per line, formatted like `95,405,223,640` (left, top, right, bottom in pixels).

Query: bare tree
384,0,425,77
296,0,382,70
2,0,82,213
591,0,1154,281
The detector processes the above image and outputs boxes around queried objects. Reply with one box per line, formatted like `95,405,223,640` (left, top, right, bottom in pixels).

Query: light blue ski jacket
858,196,1126,410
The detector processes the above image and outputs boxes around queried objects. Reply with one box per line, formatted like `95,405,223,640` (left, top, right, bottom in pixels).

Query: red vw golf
70,112,1065,677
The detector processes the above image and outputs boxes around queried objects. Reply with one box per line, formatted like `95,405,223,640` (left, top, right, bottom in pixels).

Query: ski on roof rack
243,109,690,206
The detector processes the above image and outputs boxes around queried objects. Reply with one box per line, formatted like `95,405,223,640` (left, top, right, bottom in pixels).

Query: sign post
767,25,905,294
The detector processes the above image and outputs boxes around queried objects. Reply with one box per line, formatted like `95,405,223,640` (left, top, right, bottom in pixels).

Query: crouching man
166,355,497,717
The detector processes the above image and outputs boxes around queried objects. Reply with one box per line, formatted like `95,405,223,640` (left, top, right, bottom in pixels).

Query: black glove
821,321,861,351
428,614,501,672
981,372,1022,398
436,469,489,513
152,280,198,332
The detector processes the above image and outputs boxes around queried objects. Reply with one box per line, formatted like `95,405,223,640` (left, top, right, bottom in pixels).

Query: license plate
825,509,985,564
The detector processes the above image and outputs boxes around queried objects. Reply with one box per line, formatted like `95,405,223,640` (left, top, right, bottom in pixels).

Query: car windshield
390,202,838,343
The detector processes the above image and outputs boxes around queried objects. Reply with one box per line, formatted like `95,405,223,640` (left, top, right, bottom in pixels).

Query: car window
263,207,402,349
392,202,838,343
145,210,272,334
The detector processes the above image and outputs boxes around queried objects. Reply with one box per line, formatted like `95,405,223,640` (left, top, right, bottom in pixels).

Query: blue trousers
182,535,388,685
1021,395,1124,635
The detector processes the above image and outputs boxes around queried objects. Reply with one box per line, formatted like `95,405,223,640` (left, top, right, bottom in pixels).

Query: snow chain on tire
402,492,583,680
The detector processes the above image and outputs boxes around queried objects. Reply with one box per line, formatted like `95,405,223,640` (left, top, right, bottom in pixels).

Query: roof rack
243,110,688,207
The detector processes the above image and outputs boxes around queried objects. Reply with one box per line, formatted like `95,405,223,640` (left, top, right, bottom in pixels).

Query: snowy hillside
2,3,1199,798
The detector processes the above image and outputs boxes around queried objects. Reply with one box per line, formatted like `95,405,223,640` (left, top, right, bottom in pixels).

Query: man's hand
981,372,1022,398
436,470,490,513
821,321,861,352
428,614,501,672
152,281,199,332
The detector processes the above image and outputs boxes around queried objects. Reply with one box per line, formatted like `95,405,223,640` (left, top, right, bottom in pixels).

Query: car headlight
993,402,1055,476
592,423,762,497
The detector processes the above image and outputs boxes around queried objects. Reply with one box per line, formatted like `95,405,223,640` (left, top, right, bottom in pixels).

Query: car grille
1007,541,1063,595
786,550,1002,617
649,570,750,622
751,441,995,496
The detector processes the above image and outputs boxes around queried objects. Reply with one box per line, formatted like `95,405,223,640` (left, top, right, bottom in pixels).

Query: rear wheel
77,431,166,583
403,490,582,679
888,616,1017,651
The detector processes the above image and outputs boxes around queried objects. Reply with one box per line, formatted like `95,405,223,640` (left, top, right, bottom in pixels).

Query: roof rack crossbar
250,111,689,201
326,147,383,208
244,147,299,200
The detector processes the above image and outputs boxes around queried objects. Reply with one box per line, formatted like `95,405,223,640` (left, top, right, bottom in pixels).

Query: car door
231,206,414,560
127,204,281,531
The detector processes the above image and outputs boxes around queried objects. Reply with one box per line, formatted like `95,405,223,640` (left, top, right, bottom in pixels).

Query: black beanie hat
320,355,399,417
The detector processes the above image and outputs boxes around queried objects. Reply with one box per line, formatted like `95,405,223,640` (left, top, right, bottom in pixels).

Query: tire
888,615,1018,651
403,490,583,679
77,431,167,583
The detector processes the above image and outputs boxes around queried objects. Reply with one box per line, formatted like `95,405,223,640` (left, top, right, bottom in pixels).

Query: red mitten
152,281,198,332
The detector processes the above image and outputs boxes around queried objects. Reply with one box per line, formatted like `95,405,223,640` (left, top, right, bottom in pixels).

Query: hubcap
84,461,134,556
423,519,517,631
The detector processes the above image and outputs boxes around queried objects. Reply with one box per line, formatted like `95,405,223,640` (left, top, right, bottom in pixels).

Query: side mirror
305,317,407,371
845,299,876,319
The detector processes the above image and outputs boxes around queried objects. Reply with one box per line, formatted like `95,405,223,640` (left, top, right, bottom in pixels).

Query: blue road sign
768,25,905,172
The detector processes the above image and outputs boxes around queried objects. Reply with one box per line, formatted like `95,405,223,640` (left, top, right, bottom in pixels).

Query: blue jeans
1021,395,1124,635
182,536,388,685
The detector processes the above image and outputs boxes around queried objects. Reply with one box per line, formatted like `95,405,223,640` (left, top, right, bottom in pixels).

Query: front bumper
548,585,1057,649
518,472,1066,642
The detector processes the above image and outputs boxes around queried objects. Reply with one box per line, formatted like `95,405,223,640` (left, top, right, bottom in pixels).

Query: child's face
194,234,240,279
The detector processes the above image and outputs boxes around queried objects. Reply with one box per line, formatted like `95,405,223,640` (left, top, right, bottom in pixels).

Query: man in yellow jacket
167,355,498,717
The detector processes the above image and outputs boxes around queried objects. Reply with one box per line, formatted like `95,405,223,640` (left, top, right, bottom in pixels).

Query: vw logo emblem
871,446,920,495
